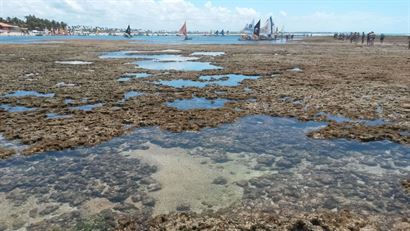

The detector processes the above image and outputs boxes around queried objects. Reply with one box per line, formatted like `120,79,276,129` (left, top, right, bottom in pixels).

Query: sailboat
240,17,277,41
124,25,132,38
179,21,191,40
239,19,255,40
260,17,275,40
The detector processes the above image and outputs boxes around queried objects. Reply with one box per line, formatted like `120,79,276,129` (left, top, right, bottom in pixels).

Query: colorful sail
179,22,187,36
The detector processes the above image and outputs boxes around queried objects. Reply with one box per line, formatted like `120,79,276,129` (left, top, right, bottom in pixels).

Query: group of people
333,32,384,46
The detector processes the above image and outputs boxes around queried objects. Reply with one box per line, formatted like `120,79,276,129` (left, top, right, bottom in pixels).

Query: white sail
261,17,274,36
242,19,255,35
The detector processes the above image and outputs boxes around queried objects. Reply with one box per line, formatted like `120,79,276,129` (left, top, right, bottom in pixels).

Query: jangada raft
178,21,192,40
239,17,279,41
124,25,132,38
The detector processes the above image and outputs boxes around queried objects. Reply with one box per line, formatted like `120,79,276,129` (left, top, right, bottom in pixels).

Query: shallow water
135,60,222,71
0,115,408,229
124,91,143,100
0,35,290,45
46,113,72,119
0,135,27,154
64,99,74,104
158,79,209,88
101,51,221,71
199,74,259,86
69,103,103,111
117,73,151,82
128,54,198,62
55,61,93,65
166,97,231,110
191,52,225,56
3,90,55,98
158,74,259,88
326,113,386,126
0,104,36,112
101,52,197,62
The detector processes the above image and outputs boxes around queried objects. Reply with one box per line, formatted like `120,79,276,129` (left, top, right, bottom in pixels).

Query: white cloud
283,11,406,33
0,0,407,33
0,0,262,31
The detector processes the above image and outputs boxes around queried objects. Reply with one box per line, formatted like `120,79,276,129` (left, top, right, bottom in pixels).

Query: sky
0,0,409,33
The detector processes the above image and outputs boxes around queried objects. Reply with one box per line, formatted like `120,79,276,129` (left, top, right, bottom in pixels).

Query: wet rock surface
0,37,409,230
0,38,409,157
124,209,381,231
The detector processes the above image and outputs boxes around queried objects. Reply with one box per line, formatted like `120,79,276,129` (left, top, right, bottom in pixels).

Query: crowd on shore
334,32,384,46
334,32,410,49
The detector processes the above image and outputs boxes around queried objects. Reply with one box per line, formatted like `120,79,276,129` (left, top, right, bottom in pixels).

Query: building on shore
0,22,19,32
0,22,26,35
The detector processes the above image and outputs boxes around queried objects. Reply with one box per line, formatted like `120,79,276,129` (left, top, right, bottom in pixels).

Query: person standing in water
408,36,410,49
380,33,385,44
361,32,365,44
366,32,370,46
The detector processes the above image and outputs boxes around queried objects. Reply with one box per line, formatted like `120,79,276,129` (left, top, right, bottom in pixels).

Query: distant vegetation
0,15,68,30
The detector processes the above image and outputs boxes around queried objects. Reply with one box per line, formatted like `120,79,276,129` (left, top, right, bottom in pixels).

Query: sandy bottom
0,192,75,230
122,143,264,215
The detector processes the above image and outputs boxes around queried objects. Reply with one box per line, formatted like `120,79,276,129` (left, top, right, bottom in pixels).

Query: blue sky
1,0,409,33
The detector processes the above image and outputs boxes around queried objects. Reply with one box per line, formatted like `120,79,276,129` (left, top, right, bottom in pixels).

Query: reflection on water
158,79,209,88
199,74,259,87
3,90,55,98
166,97,231,110
100,51,182,59
135,60,222,71
101,51,222,71
100,53,194,61
0,116,408,229
127,54,198,62
158,74,259,88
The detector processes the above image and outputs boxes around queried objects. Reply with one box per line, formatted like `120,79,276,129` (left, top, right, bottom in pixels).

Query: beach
0,36,409,230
